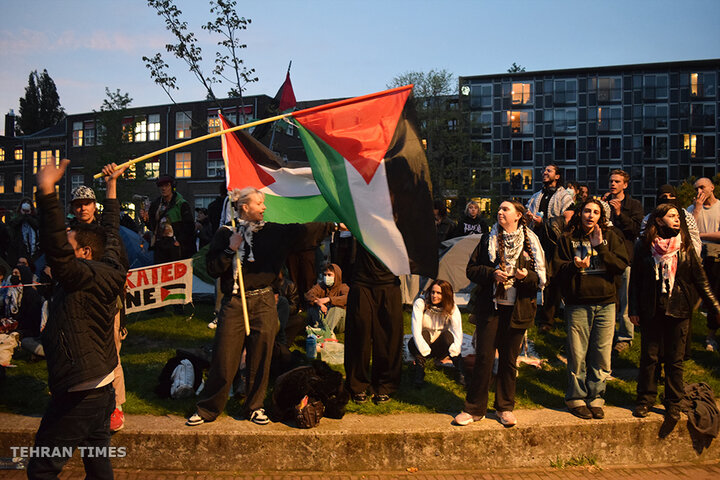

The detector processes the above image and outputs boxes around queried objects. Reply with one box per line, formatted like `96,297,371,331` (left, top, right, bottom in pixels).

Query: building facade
460,59,719,211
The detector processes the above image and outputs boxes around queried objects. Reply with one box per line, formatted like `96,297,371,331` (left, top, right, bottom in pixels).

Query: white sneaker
453,411,483,426
186,413,204,426
497,410,517,427
207,318,218,329
250,408,270,425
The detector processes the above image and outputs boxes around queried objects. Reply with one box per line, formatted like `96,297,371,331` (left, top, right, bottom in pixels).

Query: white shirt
411,297,463,358
688,201,720,257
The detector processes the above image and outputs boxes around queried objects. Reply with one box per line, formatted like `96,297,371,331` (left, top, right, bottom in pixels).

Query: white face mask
323,275,335,287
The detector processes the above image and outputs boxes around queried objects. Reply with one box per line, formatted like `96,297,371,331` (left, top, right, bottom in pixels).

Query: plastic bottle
306,334,317,360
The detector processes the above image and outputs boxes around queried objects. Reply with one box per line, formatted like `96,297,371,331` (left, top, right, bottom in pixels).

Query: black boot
451,355,466,387
412,355,426,388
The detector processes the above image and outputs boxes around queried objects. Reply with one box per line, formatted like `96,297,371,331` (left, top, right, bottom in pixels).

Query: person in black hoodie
28,160,127,480
553,198,629,420
451,200,488,237
629,203,720,427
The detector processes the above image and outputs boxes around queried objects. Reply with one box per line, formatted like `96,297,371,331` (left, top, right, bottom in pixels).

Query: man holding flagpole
187,187,342,426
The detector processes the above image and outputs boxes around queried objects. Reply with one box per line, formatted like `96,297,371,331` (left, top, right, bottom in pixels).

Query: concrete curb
0,406,718,472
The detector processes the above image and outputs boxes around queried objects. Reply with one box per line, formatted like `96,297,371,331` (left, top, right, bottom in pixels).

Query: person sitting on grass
305,263,349,335
408,279,464,388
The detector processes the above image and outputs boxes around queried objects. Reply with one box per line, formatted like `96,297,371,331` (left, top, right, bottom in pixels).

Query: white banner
125,259,193,314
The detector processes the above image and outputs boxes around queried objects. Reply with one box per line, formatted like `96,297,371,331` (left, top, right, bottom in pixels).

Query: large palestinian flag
291,85,438,278
220,113,336,223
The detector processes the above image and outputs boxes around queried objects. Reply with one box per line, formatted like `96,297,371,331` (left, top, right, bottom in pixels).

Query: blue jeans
27,384,115,480
565,303,615,408
615,266,633,343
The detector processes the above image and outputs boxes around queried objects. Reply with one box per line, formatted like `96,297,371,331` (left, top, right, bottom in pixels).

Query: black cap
156,175,174,186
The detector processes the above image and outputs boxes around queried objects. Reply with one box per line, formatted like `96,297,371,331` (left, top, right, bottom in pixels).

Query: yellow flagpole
92,112,292,179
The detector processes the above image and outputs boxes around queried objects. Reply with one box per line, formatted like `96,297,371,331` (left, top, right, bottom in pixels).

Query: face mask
10,275,20,286
657,223,680,238
323,275,335,287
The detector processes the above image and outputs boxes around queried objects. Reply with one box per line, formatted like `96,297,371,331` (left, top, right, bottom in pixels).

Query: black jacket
38,193,127,394
467,233,540,330
629,240,720,322
609,195,644,262
553,227,629,305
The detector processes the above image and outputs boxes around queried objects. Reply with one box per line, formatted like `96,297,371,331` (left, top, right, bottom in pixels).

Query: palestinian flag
291,85,438,277
252,68,297,141
220,113,336,224
161,284,186,302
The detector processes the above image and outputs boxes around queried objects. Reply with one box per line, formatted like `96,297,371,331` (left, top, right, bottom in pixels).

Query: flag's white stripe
345,159,410,275
257,165,321,197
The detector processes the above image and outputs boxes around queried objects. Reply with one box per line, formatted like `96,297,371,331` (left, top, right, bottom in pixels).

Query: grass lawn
2,301,719,419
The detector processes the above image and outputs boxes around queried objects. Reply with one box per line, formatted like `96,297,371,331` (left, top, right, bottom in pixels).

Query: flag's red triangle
293,87,411,184
220,113,276,190
160,287,170,301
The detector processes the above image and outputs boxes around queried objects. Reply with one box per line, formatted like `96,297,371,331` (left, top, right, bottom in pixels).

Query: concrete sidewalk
0,406,718,472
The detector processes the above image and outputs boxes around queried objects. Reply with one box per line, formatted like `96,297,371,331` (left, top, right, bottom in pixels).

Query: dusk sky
2,0,719,135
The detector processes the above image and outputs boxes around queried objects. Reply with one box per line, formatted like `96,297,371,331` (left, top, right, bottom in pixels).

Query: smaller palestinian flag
252,68,297,140
291,85,438,277
220,113,336,224
161,284,186,302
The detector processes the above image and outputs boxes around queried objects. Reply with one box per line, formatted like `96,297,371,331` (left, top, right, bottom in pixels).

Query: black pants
197,290,278,420
344,282,403,396
636,313,689,408
464,305,525,416
408,330,454,360
27,384,115,480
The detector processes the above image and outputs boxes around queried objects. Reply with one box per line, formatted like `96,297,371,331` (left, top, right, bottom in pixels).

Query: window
145,161,160,179
643,74,668,100
148,114,160,141
683,134,698,158
195,195,215,209
0,174,4,194
592,106,622,132
555,138,577,161
121,117,134,142
691,103,716,128
471,111,492,134
71,174,84,191
643,105,668,130
591,76,621,102
511,140,533,162
207,151,224,177
134,116,147,142
599,137,622,160
470,83,493,108
506,168,533,191
33,150,60,174
84,120,95,146
553,79,577,104
504,82,533,105
684,134,716,159
0,148,4,161
643,136,668,160
552,108,577,133
505,110,533,134
175,152,191,178
207,111,221,133
175,111,192,139
691,72,716,98
14,175,22,193
72,122,83,146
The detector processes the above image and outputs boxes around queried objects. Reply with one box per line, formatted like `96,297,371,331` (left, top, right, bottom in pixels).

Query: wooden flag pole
92,112,292,179
229,205,251,337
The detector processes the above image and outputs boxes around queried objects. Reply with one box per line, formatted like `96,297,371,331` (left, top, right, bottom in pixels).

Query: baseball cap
71,185,96,203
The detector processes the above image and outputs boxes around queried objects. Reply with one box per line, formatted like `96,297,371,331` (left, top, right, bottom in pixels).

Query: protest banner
125,259,192,314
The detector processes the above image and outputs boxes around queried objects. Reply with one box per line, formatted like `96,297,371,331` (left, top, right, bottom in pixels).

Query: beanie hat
71,185,96,202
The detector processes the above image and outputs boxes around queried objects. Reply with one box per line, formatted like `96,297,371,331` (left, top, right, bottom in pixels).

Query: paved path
3,463,720,479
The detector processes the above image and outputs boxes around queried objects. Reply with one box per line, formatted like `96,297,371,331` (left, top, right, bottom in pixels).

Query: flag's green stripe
164,293,185,301
263,194,338,223
294,122,362,239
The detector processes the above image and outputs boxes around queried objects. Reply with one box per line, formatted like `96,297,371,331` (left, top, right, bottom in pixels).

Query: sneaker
497,410,517,427
207,318,218,329
373,394,391,404
633,404,650,418
186,413,205,426
352,392,368,403
454,411,483,426
589,406,605,419
705,336,718,352
110,408,125,432
250,408,270,425
568,405,593,420
613,341,631,354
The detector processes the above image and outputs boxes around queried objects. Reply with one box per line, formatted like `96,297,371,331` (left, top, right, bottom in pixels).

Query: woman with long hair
553,199,629,420
454,200,546,427
630,203,720,423
408,279,464,388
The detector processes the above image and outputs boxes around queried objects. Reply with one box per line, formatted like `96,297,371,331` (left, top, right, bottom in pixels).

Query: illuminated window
175,112,191,139
593,106,622,131
207,151,224,177
145,161,160,179
207,111,221,134
504,82,533,105
0,174,4,193
72,122,83,146
470,83,493,108
506,168,533,191
0,148,4,161
643,74,668,100
551,108,577,133
643,136,667,160
553,79,577,104
643,105,668,130
691,72,716,98
148,114,160,141
505,110,533,134
122,117,134,142
471,111,492,135
14,175,22,193
590,77,621,103
175,152,191,178
683,134,697,158
34,150,59,174
134,116,147,142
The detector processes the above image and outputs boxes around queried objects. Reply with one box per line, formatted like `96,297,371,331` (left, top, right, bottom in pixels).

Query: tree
16,69,65,135
143,0,257,123
507,62,526,73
